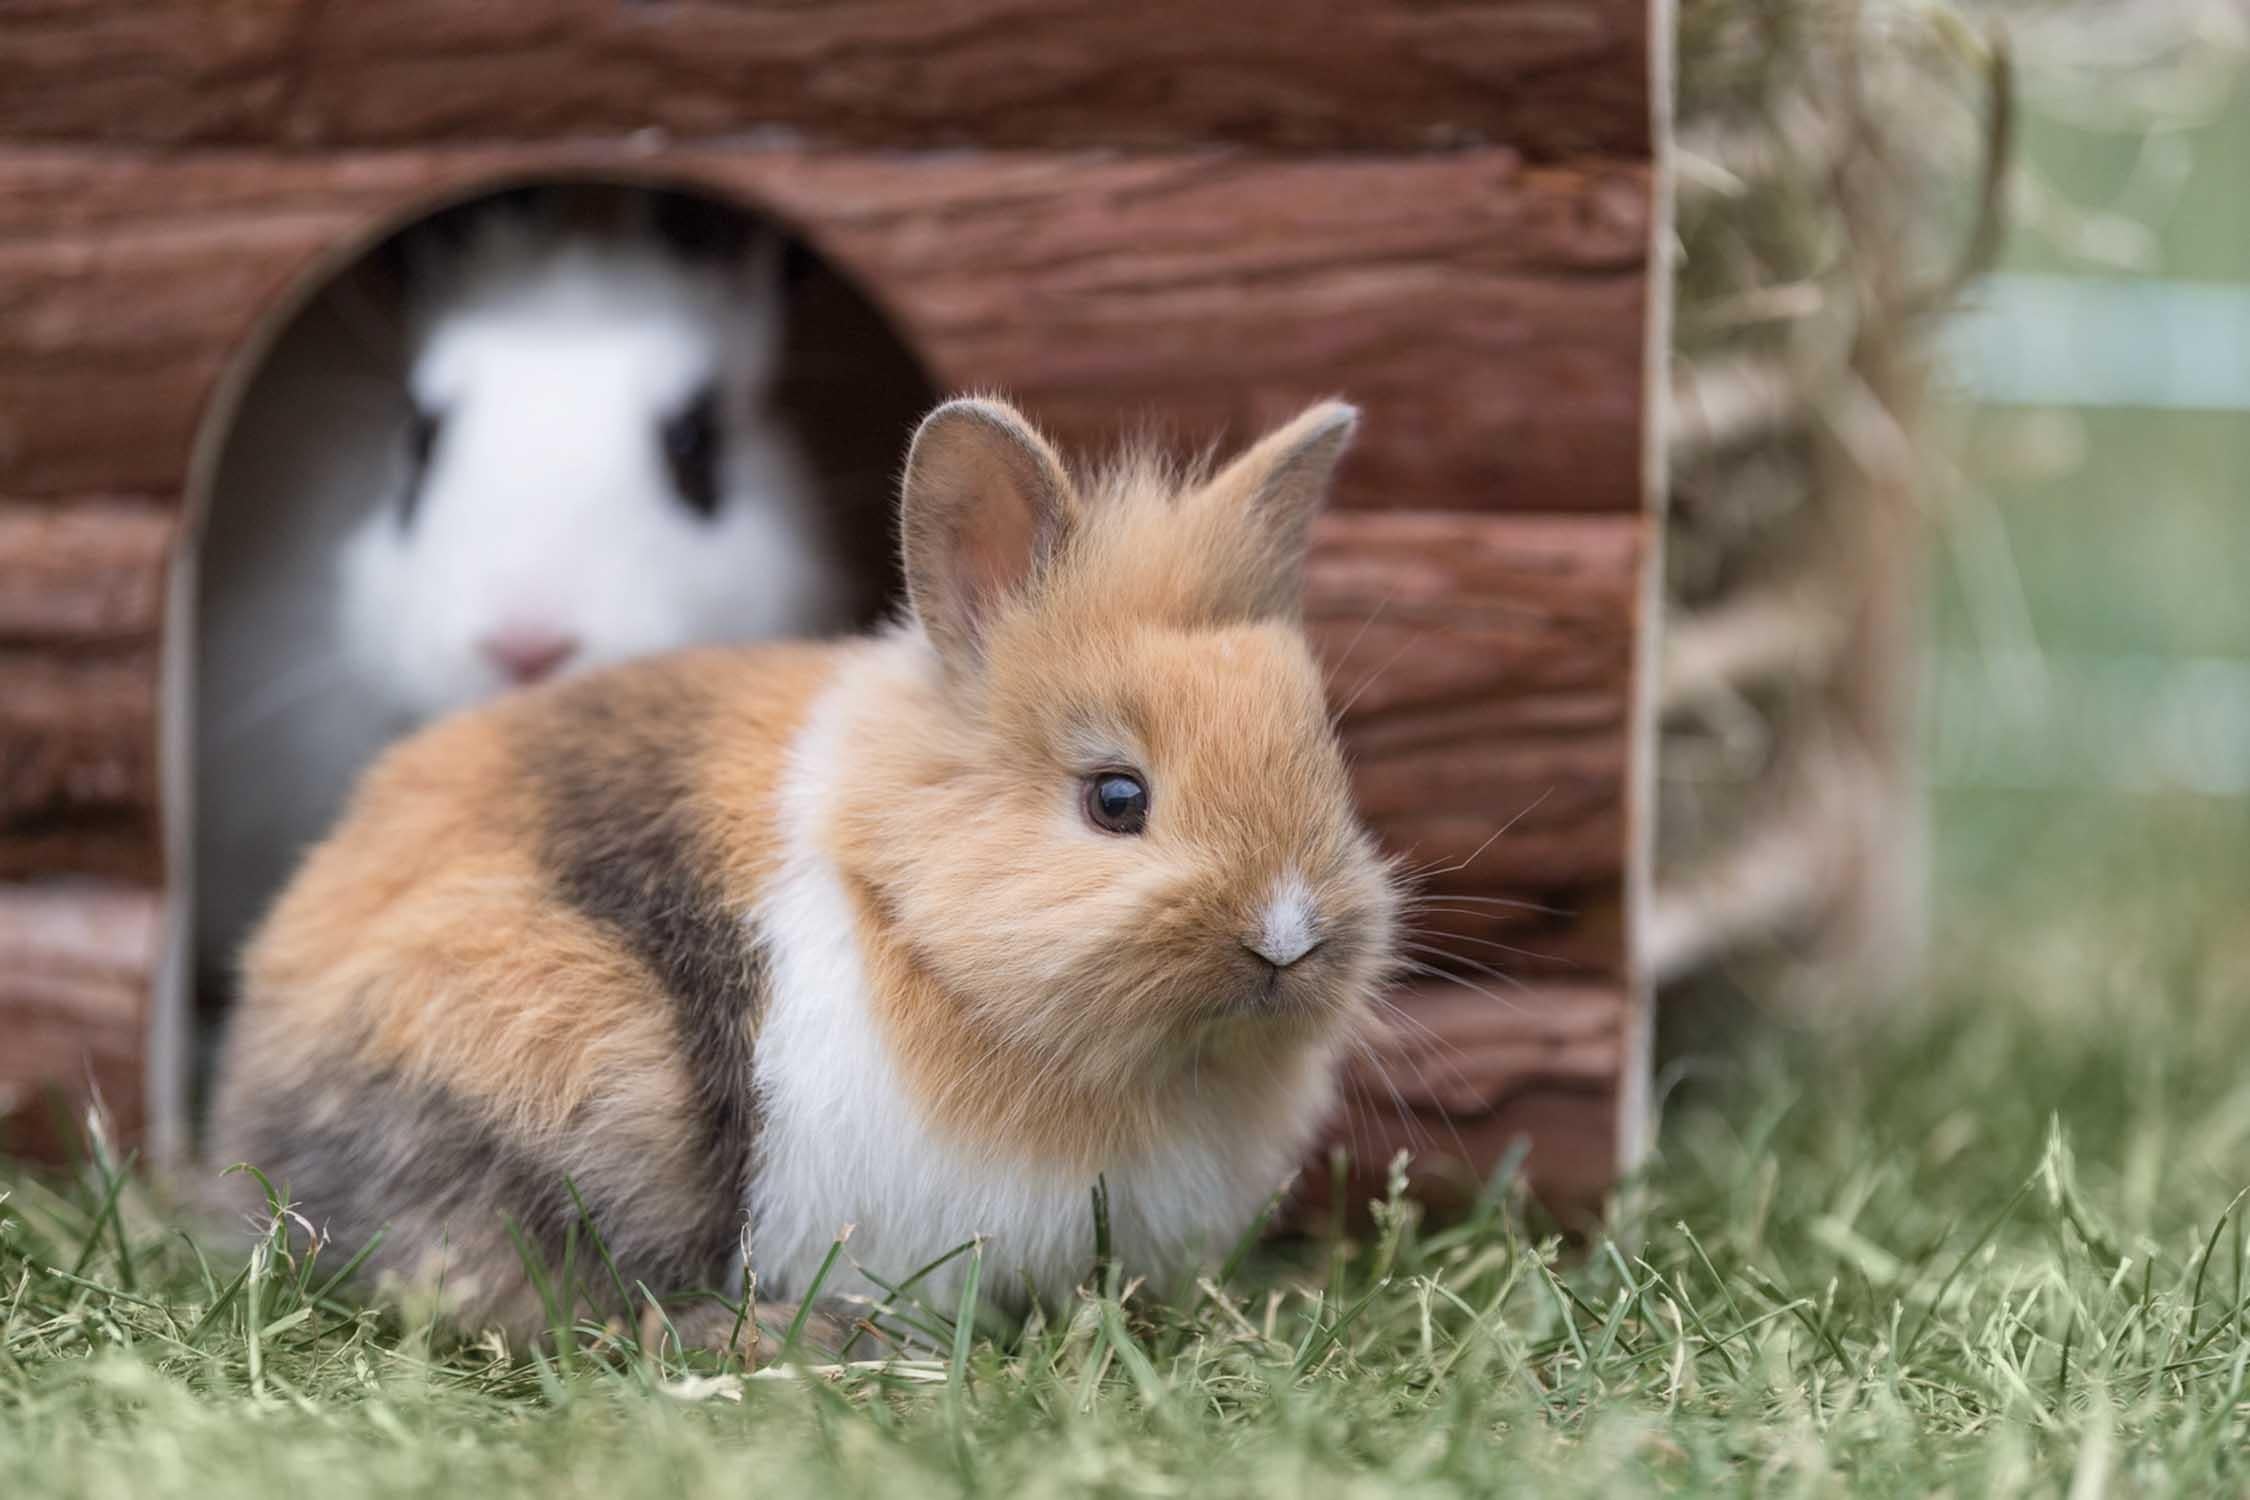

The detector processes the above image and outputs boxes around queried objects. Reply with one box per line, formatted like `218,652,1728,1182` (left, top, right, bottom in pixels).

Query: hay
1657,0,2010,1002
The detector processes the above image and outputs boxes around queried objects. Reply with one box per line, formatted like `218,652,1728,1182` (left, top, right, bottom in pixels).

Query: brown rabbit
208,396,1401,1348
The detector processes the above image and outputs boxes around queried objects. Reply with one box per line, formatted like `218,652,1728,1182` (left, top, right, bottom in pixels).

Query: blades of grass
527,1345,569,1405
28,1265,172,1311
948,1239,985,1392
559,1217,582,1352
1074,1305,1116,1412
1585,1286,1637,1368
224,1162,286,1215
1097,1298,1166,1410
1901,1171,2039,1367
1556,1268,1644,1362
1676,1220,1747,1331
1216,1177,1292,1290
562,1180,634,1317
244,1241,269,1397
1429,1258,1533,1385
2235,1201,2246,1342
1421,1138,1534,1261
634,1280,687,1365
845,1267,958,1350
2179,1288,2250,1361
1743,1264,1850,1371
1535,1256,1594,1377
257,1306,313,1341
501,1215,569,1372
183,1259,258,1348
1292,1276,1392,1377
783,1234,849,1362
728,1217,755,1361
1090,1176,1116,1297
2186,1185,2249,1349
95,1149,140,1292
851,1238,983,1348
886,1236,983,1304
1290,1288,1329,1367
65,1150,138,1282
1650,1262,1743,1379
1324,1149,1351,1318
1603,1239,1665,1360
307,1228,388,1307
174,1228,220,1302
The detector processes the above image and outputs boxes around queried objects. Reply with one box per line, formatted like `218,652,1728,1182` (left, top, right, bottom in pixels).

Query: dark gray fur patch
223,1068,722,1314
518,680,770,1284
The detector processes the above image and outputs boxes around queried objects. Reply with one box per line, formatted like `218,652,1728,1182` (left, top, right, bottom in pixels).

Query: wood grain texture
1309,512,1642,976
0,645,160,882
0,146,1649,515
1296,980,1626,1221
0,499,171,880
0,1,1648,159
0,500,173,643
0,880,156,1158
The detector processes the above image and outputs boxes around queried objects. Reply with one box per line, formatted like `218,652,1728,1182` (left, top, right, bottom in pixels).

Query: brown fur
209,646,836,1336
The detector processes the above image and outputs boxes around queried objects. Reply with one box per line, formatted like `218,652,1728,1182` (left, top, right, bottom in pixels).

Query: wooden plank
0,500,171,881
0,499,174,643
0,880,156,1159
1296,979,1627,1221
0,2,1649,159
0,146,1650,515
1310,512,1641,976
0,645,160,880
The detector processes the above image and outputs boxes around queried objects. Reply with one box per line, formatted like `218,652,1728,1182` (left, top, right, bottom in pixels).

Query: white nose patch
1249,872,1319,968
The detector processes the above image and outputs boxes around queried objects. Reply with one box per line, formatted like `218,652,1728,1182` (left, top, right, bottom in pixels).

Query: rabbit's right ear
900,397,1076,675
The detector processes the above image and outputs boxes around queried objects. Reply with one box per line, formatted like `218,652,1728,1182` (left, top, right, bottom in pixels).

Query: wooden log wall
0,3,1659,1217
0,1,1648,156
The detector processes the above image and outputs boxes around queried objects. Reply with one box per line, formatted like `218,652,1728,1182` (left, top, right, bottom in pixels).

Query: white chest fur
745,663,1328,1311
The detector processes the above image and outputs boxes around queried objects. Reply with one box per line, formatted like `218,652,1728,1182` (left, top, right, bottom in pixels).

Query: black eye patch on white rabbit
345,193,859,716
194,186,864,997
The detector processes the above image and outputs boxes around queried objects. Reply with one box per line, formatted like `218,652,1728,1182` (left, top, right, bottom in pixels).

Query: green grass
5,795,2247,1497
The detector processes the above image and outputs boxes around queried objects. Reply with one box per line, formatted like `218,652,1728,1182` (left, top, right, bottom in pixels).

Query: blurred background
1935,4,2250,912
1665,0,2250,1040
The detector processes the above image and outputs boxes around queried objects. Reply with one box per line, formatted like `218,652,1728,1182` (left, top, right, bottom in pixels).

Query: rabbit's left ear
1206,400,1358,615
899,397,1078,676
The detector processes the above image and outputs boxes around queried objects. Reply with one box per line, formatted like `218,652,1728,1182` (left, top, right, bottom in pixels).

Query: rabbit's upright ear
1205,400,1358,617
899,397,1077,675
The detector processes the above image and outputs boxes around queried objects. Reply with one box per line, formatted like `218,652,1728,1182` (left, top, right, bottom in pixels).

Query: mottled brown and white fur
208,397,1400,1347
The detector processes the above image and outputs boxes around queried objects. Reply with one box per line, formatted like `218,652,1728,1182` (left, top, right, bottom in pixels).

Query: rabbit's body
211,399,1399,1343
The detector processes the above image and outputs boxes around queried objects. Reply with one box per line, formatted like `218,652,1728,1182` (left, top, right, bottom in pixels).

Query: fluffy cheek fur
836,621,1402,1147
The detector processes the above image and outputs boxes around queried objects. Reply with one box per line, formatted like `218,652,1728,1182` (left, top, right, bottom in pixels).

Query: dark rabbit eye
1084,771,1150,835
399,405,443,527
662,384,724,519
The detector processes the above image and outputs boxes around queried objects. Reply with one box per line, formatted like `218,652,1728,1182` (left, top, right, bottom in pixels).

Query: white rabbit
195,190,863,992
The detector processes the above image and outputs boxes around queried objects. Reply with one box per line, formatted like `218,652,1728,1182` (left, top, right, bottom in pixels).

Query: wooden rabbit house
0,2,1669,1216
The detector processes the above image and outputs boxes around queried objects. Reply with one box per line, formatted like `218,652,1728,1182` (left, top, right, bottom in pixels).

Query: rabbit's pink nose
479,625,579,685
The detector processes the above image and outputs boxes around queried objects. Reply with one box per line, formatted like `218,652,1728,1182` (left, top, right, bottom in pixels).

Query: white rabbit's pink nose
479,625,579,685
